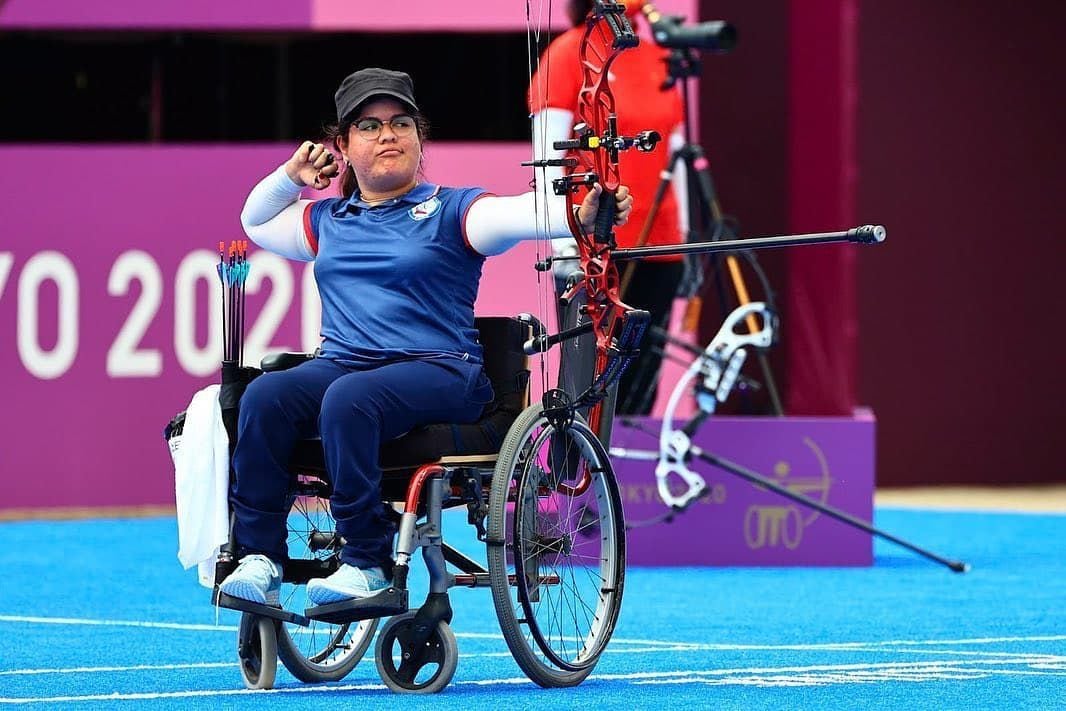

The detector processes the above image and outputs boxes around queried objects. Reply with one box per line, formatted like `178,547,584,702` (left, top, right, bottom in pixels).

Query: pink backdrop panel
0,0,310,29
1,0,697,31
313,0,699,31
0,143,557,511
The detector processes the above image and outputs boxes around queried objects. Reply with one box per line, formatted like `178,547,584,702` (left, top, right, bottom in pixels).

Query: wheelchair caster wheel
238,614,278,690
374,611,458,693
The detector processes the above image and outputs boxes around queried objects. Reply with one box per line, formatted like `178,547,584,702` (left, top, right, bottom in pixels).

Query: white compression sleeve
530,108,578,259
465,191,575,256
239,165,316,261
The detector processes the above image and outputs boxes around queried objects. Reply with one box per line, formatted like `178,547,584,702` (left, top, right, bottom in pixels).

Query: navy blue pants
231,356,492,569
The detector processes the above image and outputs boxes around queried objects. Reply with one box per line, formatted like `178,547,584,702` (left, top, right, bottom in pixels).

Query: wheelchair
212,316,627,693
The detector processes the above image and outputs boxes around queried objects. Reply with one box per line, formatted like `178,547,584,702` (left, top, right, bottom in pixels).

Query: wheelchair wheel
276,484,378,682
487,402,626,687
238,614,278,690
374,611,458,694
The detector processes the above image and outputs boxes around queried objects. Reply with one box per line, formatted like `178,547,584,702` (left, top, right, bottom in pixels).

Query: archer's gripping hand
576,183,634,235
284,141,340,190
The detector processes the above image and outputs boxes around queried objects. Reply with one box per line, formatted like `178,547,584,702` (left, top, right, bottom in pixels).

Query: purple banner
0,144,550,511
611,413,875,566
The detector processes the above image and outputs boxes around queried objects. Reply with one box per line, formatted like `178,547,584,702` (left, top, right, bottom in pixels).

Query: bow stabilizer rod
613,225,886,260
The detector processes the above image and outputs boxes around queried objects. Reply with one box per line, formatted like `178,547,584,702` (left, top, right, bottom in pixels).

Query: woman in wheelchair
219,68,632,611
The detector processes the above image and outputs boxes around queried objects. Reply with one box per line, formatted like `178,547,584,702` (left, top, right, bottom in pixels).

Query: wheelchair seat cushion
289,316,530,473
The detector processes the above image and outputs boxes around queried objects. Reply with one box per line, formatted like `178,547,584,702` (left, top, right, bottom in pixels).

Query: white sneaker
307,564,389,605
218,554,282,606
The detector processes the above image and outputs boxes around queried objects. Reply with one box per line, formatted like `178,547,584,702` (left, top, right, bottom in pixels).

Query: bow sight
551,122,662,158
540,122,661,205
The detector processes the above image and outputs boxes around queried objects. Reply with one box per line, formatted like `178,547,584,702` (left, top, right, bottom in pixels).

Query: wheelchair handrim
511,416,624,672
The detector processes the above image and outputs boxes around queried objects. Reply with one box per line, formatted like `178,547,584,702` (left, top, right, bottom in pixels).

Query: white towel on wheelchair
170,384,230,588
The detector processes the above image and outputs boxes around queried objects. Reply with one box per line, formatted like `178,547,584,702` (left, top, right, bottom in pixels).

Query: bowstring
526,0,556,404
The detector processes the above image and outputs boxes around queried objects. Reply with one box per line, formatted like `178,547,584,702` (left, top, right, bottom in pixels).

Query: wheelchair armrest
261,352,315,372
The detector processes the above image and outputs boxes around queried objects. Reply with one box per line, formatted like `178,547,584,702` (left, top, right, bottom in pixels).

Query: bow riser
565,2,656,436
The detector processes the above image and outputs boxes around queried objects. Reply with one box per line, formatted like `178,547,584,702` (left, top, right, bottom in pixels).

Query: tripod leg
723,251,783,414
617,147,686,416
620,142,785,416
687,145,785,415
686,151,730,321
688,442,969,573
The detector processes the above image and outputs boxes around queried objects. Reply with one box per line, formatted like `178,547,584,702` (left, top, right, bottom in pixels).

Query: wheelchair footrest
213,590,310,627
304,587,409,624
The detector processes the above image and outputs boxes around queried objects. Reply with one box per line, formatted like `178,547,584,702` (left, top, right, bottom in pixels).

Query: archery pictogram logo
744,437,832,550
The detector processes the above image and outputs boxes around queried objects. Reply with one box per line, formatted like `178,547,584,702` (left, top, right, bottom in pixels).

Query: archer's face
341,98,421,195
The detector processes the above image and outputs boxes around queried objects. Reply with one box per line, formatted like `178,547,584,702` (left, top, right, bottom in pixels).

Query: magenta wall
784,0,860,417
855,2,1066,485
699,0,1066,485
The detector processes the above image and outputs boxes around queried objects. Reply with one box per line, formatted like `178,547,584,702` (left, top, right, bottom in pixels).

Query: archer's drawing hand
576,183,634,234
284,141,340,190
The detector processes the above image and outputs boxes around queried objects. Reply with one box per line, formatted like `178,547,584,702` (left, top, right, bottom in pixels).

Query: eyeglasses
352,115,417,141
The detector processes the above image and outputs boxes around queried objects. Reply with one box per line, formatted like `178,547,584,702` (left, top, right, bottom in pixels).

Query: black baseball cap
334,68,419,123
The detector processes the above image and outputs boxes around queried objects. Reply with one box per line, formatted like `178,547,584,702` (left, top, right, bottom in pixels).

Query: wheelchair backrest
473,316,531,416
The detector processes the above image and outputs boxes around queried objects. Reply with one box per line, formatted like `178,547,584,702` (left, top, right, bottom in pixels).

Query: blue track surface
0,507,1063,709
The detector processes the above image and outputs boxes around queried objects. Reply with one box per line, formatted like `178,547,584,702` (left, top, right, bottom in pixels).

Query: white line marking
4,643,1060,681
0,662,234,677
3,613,1064,699
5,614,1063,650
0,615,234,633
0,613,699,649
9,641,1057,681
843,647,1066,661
609,657,1065,682
0,684,387,704
832,635,1066,647
0,645,710,677
3,657,1065,703
662,635,1066,652
636,666,1066,687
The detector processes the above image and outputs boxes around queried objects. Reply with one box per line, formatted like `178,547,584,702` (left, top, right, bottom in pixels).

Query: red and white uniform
529,24,685,256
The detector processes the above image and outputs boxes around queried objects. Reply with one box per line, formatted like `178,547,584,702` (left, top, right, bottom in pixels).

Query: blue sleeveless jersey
306,183,490,366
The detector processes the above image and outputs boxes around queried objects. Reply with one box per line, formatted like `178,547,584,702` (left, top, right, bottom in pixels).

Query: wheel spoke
276,490,375,682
